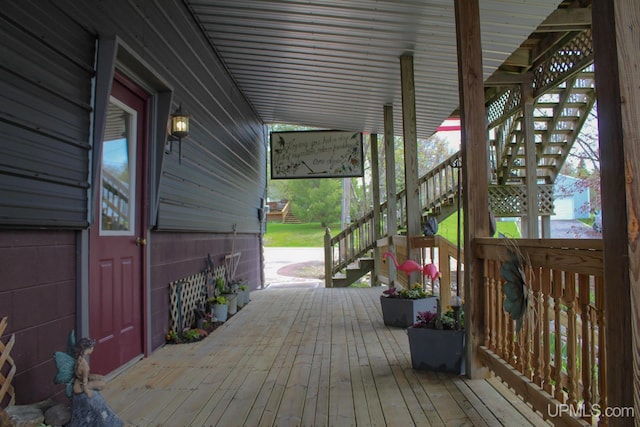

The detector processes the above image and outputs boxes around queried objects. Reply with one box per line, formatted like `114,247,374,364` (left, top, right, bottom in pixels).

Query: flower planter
380,295,438,328
407,327,465,374
212,304,228,323
236,291,245,309
224,293,238,315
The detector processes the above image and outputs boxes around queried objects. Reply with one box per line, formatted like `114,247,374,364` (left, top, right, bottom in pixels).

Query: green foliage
209,295,228,305
183,329,201,341
215,276,225,293
288,178,342,226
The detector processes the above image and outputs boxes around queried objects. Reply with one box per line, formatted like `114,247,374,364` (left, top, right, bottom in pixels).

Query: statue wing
53,351,75,397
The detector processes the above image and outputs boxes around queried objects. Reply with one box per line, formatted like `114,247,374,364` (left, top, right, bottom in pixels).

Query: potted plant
209,295,229,323
407,302,465,374
380,283,438,328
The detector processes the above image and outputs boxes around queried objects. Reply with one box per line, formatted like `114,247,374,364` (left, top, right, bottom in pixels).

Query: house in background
552,174,591,220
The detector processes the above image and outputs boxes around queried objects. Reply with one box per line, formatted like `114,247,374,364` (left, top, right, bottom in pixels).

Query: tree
288,178,342,226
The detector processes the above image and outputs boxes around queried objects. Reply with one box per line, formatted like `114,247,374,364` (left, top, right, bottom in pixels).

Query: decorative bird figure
423,216,438,236
422,263,440,283
499,249,528,333
382,252,422,275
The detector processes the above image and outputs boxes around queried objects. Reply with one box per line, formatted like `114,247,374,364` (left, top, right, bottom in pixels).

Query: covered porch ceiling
185,0,590,140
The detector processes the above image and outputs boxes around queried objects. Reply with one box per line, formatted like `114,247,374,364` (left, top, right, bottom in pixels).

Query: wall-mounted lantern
166,103,190,164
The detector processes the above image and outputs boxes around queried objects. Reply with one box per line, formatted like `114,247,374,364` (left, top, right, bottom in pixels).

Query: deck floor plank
101,286,550,426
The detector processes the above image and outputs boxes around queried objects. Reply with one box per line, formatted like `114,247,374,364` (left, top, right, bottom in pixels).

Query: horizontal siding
55,0,267,234
0,2,95,228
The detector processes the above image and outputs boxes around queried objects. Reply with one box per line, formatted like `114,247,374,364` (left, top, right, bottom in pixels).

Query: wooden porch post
454,0,489,379
592,0,637,421
384,104,398,285
371,133,381,286
522,75,539,238
400,54,421,284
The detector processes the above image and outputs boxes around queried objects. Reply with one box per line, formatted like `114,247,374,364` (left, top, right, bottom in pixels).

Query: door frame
78,36,174,356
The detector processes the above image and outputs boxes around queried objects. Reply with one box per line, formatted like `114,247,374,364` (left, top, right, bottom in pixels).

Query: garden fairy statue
72,337,106,398
54,332,123,427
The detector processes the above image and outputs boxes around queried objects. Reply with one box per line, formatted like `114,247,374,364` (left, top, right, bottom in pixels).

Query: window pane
101,101,133,232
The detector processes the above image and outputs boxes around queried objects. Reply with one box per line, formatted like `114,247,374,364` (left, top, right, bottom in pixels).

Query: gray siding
0,2,95,228
1,0,266,234
59,0,267,235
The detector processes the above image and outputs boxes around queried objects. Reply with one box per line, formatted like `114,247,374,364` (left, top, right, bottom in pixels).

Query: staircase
283,211,301,224
330,257,375,288
326,58,597,288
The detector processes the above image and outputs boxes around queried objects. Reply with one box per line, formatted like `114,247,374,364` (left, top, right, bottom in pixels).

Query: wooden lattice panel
169,272,207,332
489,184,554,217
533,30,593,95
488,87,522,128
0,317,16,408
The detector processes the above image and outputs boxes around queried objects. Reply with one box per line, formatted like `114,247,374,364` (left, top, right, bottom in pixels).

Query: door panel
89,76,147,374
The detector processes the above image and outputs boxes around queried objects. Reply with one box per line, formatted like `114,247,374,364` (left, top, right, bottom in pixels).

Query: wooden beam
384,104,398,285
591,0,636,423
521,74,539,238
371,133,381,286
399,54,421,277
538,7,592,32
454,0,489,379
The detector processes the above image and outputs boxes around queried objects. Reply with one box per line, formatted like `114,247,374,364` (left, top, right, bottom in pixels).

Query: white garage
553,195,575,219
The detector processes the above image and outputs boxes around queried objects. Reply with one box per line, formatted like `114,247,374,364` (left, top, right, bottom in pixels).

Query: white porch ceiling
186,0,564,139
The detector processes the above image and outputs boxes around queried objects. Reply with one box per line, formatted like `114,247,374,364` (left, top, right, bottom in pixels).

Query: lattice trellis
488,87,522,128
489,184,554,217
533,30,593,95
0,317,16,408
169,272,208,333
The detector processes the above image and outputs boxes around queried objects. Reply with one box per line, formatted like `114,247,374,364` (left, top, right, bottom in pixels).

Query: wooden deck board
102,286,550,426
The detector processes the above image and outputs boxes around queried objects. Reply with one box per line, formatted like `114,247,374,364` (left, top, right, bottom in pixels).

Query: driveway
550,219,602,239
263,247,325,289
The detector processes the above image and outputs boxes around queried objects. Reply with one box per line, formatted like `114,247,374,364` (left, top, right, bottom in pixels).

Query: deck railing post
324,227,333,288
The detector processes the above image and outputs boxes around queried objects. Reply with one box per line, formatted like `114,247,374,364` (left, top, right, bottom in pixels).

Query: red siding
149,232,262,350
0,230,77,404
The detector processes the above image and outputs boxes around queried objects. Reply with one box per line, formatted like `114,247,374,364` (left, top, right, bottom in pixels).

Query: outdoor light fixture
167,103,190,163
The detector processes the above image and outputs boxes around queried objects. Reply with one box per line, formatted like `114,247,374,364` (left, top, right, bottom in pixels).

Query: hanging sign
270,130,364,179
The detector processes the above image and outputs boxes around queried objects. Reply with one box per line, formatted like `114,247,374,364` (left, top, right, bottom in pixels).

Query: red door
89,75,148,374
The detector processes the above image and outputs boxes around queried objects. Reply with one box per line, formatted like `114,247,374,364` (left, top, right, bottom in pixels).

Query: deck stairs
331,257,375,288
328,59,597,287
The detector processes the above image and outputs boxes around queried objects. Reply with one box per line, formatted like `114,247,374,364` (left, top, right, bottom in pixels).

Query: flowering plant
382,283,433,300
412,307,464,330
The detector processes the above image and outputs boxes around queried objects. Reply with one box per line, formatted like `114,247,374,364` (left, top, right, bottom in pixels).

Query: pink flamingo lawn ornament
382,252,422,275
422,263,440,283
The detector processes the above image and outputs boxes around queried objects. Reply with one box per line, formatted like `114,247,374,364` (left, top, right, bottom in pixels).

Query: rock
3,405,44,427
44,404,71,426
68,392,122,427
1,407,14,427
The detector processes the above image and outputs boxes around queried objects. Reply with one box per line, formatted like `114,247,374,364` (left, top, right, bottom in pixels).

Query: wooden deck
103,286,551,426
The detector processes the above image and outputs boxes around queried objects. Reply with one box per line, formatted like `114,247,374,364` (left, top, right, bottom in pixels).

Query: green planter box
407,327,465,374
380,296,438,328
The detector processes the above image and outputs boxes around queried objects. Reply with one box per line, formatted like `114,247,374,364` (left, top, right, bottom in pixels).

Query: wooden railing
474,238,604,426
326,152,462,282
101,169,129,230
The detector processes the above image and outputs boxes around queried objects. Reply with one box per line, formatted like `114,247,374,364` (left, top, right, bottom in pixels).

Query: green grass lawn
264,216,520,248
263,222,338,247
